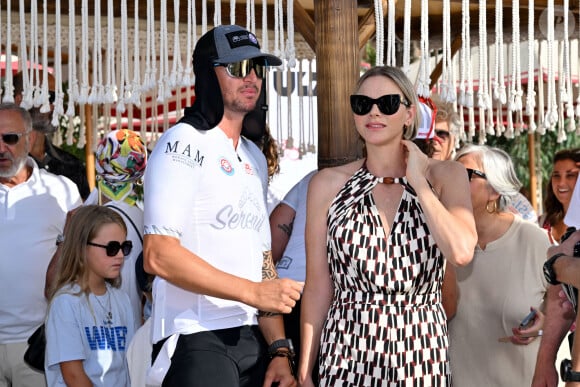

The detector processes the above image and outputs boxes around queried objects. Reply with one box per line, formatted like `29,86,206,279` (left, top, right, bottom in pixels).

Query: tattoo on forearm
259,250,281,317
277,219,294,238
262,250,278,281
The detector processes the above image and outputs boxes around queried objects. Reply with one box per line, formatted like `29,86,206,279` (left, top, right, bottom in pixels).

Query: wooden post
315,0,361,169
84,104,95,192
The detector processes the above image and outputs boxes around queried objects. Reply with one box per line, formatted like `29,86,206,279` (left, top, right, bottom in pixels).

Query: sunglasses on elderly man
215,59,266,79
88,240,133,257
350,94,411,116
0,132,26,146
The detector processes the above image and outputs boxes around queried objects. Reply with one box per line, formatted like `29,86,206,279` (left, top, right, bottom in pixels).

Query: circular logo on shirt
220,158,235,176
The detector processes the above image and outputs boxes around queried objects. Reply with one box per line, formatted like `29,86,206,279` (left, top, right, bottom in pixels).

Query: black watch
544,253,566,285
268,339,293,356
561,359,580,382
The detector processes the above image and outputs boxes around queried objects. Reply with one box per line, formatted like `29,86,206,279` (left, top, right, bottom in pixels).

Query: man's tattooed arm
259,250,281,317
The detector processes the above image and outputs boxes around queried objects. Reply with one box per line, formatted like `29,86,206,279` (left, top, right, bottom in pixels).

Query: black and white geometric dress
319,164,451,386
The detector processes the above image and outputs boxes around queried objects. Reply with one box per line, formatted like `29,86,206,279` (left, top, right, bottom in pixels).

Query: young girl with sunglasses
45,205,136,387
298,66,477,386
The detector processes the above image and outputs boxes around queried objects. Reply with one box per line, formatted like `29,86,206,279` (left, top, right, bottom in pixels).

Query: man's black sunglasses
215,59,265,79
350,94,411,116
466,168,487,181
88,240,133,257
0,132,26,146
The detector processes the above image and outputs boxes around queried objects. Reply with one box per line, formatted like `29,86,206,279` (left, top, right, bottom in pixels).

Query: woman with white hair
449,144,550,386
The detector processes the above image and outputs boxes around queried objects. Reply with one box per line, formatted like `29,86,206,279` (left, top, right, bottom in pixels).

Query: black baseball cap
193,25,282,68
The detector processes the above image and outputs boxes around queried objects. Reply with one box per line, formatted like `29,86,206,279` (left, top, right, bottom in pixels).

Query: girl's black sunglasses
350,94,411,116
88,240,133,257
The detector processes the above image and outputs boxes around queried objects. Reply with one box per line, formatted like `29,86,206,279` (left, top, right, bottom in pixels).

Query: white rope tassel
274,0,285,59
525,0,536,121
230,0,236,24
214,0,222,26
158,0,171,102
19,0,33,109
65,0,77,116
129,0,142,105
202,0,208,34
561,0,575,130
308,59,316,153
20,0,38,109
476,0,489,113
38,0,51,112
382,0,391,66
2,0,14,103
116,0,128,114
286,0,296,67
78,0,90,104
440,0,452,101
544,1,558,132
536,41,546,135
30,0,40,108
104,0,116,105
402,0,412,75
88,0,103,104
495,0,506,105
52,0,65,125
182,0,195,87
170,0,183,89
246,0,255,32
458,0,469,106
144,0,157,91
262,0,269,54
417,0,431,96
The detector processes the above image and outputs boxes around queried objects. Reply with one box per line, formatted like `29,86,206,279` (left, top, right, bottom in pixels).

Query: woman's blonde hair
48,205,127,300
354,66,420,140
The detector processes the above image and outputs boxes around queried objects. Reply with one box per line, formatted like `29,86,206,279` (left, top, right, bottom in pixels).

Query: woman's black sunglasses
88,240,133,257
350,94,411,116
466,168,487,181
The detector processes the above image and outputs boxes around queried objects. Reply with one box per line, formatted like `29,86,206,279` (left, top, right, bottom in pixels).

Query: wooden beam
293,1,316,53
358,0,388,50
429,34,462,89
316,0,360,168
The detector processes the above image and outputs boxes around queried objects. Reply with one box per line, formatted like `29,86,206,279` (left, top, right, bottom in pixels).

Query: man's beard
0,152,28,178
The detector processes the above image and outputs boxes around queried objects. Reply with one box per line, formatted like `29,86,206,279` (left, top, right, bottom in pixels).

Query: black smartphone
519,309,537,329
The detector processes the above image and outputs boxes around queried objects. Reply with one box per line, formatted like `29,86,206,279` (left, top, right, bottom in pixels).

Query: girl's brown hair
48,205,127,300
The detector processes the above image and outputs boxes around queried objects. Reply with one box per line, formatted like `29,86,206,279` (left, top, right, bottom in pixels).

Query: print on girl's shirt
84,325,128,351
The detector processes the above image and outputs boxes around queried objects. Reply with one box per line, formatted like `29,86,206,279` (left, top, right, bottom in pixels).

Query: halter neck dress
318,163,450,386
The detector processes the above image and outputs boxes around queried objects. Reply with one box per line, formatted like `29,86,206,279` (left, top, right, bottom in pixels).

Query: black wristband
561,359,580,382
268,338,293,356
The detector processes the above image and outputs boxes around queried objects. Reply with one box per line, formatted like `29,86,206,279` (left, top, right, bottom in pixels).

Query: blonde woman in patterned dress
297,66,477,386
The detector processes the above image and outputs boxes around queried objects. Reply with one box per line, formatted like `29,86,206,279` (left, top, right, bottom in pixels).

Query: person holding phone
449,144,550,386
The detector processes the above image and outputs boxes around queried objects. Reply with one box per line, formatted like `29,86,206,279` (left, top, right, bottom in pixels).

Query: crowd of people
2,23,580,387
